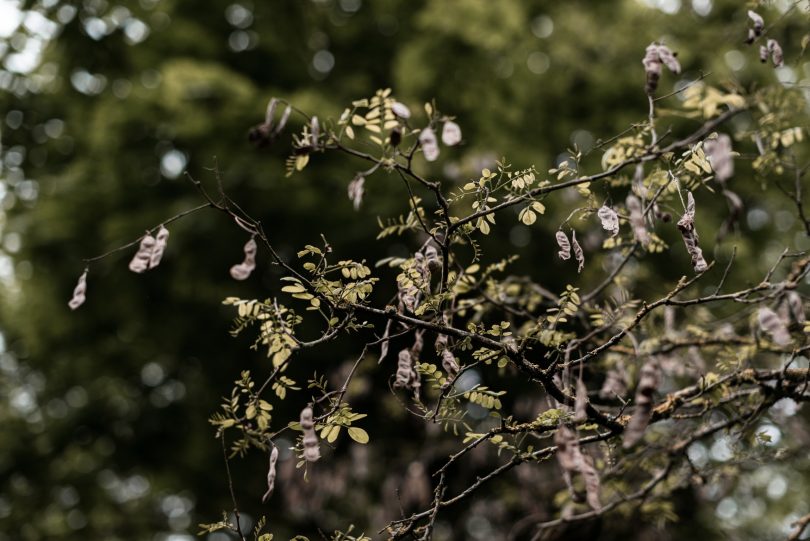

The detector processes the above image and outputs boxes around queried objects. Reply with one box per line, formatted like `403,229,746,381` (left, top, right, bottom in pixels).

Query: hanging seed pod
623,359,660,449
128,233,156,273
555,424,580,472
642,43,680,94
758,307,791,346
347,174,365,211
68,268,88,310
310,116,320,148
787,292,805,324
394,349,415,388
419,127,440,162
379,320,392,364
746,28,757,45
300,406,321,462
230,237,258,281
656,45,681,74
578,452,602,511
149,226,169,269
759,44,769,63
626,194,650,247
599,367,628,399
423,244,440,269
274,105,292,136
441,120,462,146
261,445,279,503
556,230,571,260
391,101,411,119
704,134,734,182
767,39,784,67
441,349,459,378
572,230,585,273
748,10,764,36
573,377,588,423
676,192,708,272
597,205,620,237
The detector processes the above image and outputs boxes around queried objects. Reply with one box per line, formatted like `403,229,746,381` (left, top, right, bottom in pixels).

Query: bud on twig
68,268,88,310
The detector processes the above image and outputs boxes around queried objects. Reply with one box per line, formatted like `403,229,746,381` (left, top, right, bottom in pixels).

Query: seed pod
676,192,708,273
758,307,791,346
300,406,321,462
441,349,459,378
310,116,320,148
572,230,584,273
767,39,784,67
556,230,571,260
391,101,411,119
656,45,681,74
262,445,279,502
573,377,588,423
149,226,170,269
423,244,440,269
599,367,628,399
68,268,88,310
578,451,602,511
347,174,365,211
128,233,156,273
264,98,279,130
394,349,414,389
642,43,680,94
441,120,462,146
626,194,650,247
274,105,292,136
704,134,734,182
787,292,805,324
748,10,764,36
230,237,258,281
746,28,756,45
555,424,580,473
623,359,660,448
419,127,440,162
597,205,620,237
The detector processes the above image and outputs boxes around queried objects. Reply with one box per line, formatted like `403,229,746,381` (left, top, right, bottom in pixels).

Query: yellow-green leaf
347,426,369,444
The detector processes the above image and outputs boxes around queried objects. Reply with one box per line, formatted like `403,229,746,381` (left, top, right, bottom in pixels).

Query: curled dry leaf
572,230,585,273
441,120,462,146
300,406,321,462
676,191,709,273
128,233,156,273
347,174,365,211
623,359,660,448
262,445,279,502
597,205,620,237
556,230,571,260
704,134,734,182
230,237,258,281
68,268,88,310
419,127,439,162
758,307,791,346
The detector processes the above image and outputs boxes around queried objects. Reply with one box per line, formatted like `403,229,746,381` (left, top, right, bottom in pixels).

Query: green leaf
347,426,369,444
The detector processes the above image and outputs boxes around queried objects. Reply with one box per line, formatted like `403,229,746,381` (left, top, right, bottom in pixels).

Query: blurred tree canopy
1,0,810,540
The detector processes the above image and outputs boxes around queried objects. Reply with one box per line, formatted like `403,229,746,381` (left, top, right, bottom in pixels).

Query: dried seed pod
573,377,588,423
599,367,628,399
642,43,680,94
704,134,734,182
310,116,320,148
274,105,292,136
554,424,580,473
441,120,462,146
300,406,321,462
676,191,708,273
578,452,602,511
572,230,584,273
556,230,571,260
379,320,392,363
441,349,459,378
759,44,769,63
394,349,415,388
656,45,681,74
230,237,258,281
128,233,156,273
625,194,650,247
767,39,784,67
391,101,411,119
758,307,791,346
623,359,660,448
423,244,440,269
419,127,440,162
149,226,169,269
68,268,88,310
554,424,601,510
347,174,365,211
597,205,620,237
746,28,757,45
787,292,805,324
748,10,764,36
262,445,279,502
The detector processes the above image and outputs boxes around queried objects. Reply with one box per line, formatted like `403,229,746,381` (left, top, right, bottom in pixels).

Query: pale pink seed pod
441,120,462,146
767,39,784,67
262,445,279,502
572,230,584,273
746,28,756,45
264,98,279,129
230,238,257,281
758,307,791,346
578,452,601,511
626,194,650,246
423,244,440,268
419,128,439,162
128,234,156,273
642,43,662,94
599,367,628,399
787,292,805,324
347,174,365,211
149,226,170,269
759,45,769,63
310,116,320,148
676,192,708,272
274,105,292,136
573,377,588,423
391,101,411,119
68,269,88,310
554,424,579,473
394,349,414,388
748,10,764,35
656,44,681,74
623,359,660,449
704,134,734,182
556,230,571,260
441,349,459,378
300,406,321,462
597,205,620,237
